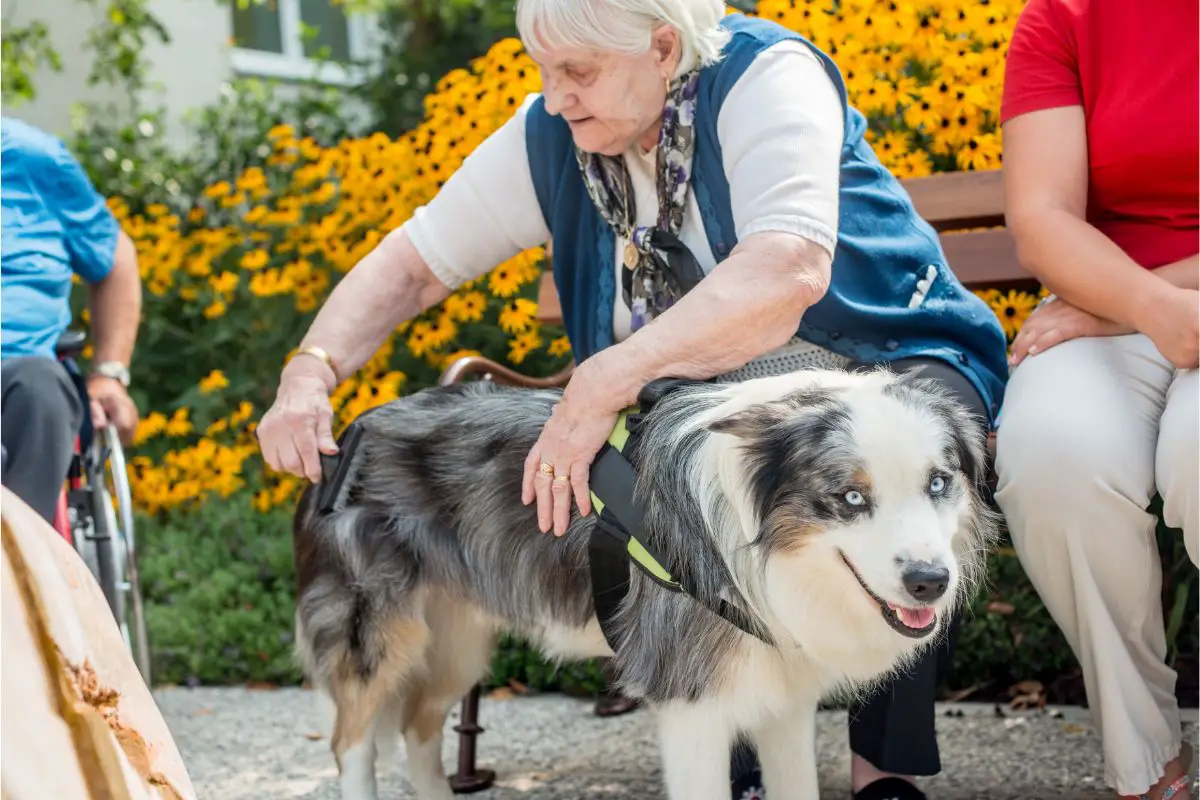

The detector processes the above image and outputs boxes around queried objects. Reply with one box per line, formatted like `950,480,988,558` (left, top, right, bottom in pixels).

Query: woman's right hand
257,362,340,483
1141,287,1200,370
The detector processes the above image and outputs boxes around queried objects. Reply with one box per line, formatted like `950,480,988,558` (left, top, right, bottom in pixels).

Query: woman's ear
651,25,681,76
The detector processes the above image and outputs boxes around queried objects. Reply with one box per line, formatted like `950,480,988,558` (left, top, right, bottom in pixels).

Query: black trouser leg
845,357,987,776
727,357,989,790
1,356,84,523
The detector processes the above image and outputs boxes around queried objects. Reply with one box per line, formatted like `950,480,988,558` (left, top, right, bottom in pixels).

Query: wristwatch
93,361,131,387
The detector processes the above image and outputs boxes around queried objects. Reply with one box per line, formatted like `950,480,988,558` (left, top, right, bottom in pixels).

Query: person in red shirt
994,1,1198,798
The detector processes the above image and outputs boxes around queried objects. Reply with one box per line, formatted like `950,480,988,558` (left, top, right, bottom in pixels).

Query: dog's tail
292,486,430,717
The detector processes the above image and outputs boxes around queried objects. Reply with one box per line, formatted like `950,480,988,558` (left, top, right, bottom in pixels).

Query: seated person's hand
1009,296,1133,367
1141,287,1200,370
86,375,140,446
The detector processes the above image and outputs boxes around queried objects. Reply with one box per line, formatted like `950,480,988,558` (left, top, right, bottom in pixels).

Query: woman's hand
1139,287,1200,370
257,359,339,483
1009,297,1133,367
521,366,625,537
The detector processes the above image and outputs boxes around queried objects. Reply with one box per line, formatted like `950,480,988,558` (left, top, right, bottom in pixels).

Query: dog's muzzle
838,551,939,639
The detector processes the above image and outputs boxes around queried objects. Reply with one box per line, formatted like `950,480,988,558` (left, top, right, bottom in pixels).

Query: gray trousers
1,356,84,523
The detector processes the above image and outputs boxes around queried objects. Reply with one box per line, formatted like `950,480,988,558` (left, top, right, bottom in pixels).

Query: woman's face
527,26,681,156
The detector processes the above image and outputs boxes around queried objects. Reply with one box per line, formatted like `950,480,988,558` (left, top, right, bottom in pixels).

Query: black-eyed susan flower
991,290,1039,339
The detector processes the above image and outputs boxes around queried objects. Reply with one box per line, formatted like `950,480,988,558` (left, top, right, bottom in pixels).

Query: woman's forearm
578,233,832,407
287,229,452,389
1008,208,1180,333
1152,253,1200,290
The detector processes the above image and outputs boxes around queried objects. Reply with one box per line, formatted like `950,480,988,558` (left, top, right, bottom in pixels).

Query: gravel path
157,686,1196,800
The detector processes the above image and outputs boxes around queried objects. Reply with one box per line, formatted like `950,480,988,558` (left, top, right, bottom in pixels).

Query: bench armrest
438,355,575,389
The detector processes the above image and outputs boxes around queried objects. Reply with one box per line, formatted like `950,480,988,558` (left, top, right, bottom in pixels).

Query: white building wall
6,0,382,150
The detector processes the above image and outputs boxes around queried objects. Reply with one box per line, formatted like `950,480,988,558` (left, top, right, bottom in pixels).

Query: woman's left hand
522,369,624,537
1009,296,1133,367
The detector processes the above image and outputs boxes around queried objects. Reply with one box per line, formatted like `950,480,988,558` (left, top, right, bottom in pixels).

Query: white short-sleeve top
401,41,852,375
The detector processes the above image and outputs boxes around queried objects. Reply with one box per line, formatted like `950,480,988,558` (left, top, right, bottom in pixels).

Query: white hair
516,0,732,74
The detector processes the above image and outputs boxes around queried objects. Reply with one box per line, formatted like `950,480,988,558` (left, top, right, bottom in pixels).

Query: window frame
229,0,376,86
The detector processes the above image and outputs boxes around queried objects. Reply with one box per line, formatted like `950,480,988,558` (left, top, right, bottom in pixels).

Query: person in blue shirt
1,116,142,523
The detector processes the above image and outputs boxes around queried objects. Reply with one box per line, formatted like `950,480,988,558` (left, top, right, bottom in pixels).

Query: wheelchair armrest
55,329,89,360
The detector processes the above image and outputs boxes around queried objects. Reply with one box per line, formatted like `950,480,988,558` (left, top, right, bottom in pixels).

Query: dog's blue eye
929,475,946,494
844,490,865,507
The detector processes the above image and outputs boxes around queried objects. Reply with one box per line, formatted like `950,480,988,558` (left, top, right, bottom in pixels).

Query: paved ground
156,686,1197,800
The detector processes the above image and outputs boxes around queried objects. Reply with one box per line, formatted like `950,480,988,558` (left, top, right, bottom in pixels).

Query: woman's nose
542,80,571,116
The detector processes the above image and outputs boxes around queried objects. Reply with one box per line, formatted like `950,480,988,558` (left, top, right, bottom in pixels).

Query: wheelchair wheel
102,425,152,686
69,427,152,685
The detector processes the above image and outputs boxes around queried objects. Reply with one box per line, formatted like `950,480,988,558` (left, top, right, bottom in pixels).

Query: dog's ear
706,400,791,439
706,387,838,439
950,412,990,493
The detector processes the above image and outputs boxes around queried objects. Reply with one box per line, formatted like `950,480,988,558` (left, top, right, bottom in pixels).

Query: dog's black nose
902,563,949,602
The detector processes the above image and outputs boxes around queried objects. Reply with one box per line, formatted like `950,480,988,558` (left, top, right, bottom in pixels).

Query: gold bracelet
293,345,338,380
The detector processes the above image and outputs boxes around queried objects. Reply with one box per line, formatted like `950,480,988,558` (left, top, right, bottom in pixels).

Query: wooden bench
437,167,1037,792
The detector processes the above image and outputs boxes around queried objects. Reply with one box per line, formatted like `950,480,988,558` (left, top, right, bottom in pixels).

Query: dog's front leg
655,702,734,800
750,698,820,800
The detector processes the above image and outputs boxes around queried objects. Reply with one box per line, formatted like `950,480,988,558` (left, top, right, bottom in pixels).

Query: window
230,0,373,85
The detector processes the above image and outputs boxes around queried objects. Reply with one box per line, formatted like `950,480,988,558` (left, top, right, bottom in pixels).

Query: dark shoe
853,777,928,800
592,689,640,717
731,767,766,800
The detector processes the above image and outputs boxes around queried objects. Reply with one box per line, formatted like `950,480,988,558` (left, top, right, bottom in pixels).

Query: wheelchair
49,329,152,684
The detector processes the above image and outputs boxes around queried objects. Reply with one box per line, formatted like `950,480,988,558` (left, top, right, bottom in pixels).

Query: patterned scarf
574,69,703,332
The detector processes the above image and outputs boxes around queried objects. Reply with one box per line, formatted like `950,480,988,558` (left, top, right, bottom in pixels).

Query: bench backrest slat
903,170,1007,231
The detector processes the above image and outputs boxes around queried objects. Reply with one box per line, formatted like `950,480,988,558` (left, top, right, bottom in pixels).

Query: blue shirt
1,117,119,361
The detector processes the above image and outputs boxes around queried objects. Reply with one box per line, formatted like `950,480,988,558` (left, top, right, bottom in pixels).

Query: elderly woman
258,1,1008,798
995,1,1197,799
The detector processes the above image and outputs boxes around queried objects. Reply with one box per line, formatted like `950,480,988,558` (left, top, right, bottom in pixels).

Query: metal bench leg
449,684,494,793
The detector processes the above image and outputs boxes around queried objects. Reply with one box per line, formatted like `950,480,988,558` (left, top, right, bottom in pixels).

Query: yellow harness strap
588,408,679,589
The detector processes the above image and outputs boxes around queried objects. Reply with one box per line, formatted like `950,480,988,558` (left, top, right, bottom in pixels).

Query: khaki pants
994,333,1198,796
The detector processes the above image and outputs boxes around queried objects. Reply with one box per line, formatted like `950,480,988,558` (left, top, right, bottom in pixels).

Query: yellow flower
203,181,232,199
219,191,246,209
508,328,543,365
548,336,572,357
203,300,227,319
165,408,193,437
445,290,487,322
488,265,523,297
133,412,168,446
198,369,229,394
499,298,538,333
956,133,1003,172
990,290,1038,339
240,249,270,271
209,271,239,296
267,123,296,140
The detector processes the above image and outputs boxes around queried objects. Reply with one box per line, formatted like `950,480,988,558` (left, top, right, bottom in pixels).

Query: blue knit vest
523,13,1009,423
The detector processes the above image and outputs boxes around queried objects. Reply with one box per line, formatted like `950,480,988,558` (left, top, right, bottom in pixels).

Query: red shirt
1000,0,1199,269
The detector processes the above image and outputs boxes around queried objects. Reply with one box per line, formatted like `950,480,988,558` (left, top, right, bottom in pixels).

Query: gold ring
553,474,569,483
539,462,555,476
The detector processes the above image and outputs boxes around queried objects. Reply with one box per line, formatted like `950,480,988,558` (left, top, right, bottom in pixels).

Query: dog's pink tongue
892,605,935,629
